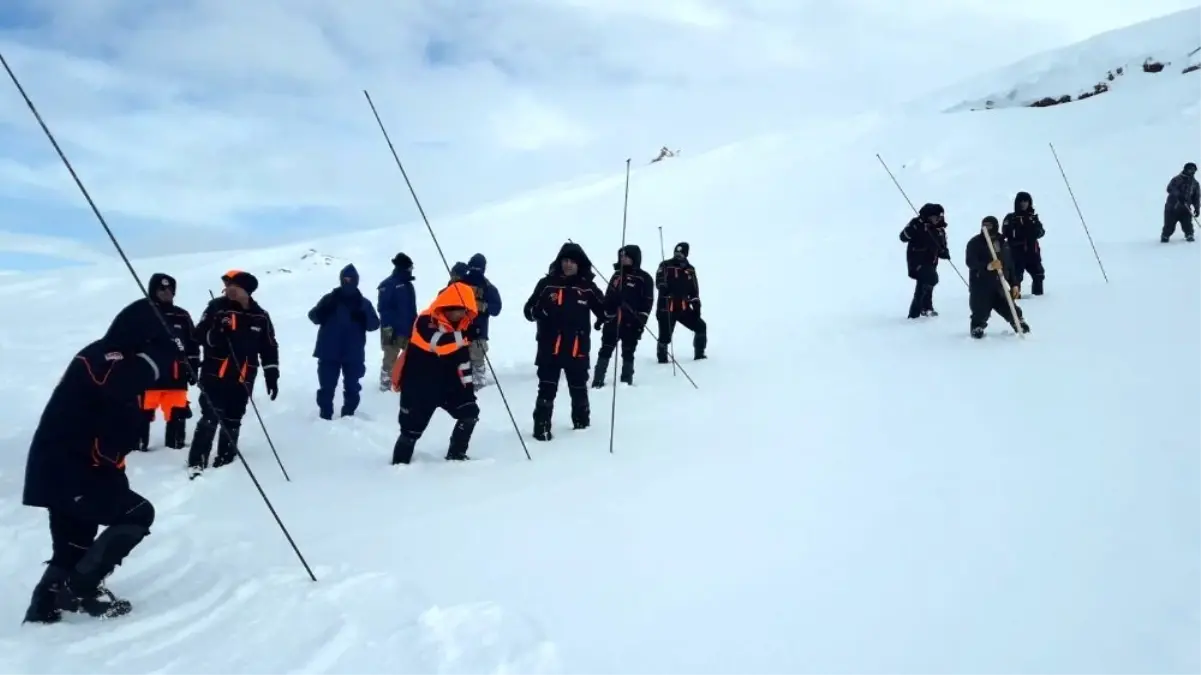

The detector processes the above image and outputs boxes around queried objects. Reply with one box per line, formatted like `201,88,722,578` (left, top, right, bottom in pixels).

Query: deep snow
0,9,1198,674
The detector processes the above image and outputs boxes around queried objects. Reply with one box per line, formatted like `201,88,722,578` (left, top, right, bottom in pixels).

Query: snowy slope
1,19,1199,675
913,6,1201,113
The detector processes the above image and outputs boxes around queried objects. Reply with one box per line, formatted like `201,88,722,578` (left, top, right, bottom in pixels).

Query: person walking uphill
309,264,380,420
389,281,481,464
464,253,502,388
22,299,183,624
1162,161,1199,242
187,270,280,477
593,245,654,388
1001,191,1046,297
966,216,1030,339
377,253,417,392
899,203,950,318
523,242,606,441
136,273,200,451
655,242,706,363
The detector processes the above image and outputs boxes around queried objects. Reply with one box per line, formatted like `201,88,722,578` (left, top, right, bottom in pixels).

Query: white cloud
0,0,1195,256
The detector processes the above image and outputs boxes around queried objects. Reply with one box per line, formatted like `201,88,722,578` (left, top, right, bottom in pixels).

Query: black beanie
674,242,690,257
220,270,259,295
392,252,413,269
148,272,176,294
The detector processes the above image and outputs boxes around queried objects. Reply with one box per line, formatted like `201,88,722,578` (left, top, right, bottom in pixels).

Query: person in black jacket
187,270,280,475
966,216,1030,339
1001,191,1047,297
899,202,951,318
1162,161,1199,243
21,299,182,624
592,244,655,387
523,243,606,440
655,241,706,363
136,273,201,450
388,281,480,464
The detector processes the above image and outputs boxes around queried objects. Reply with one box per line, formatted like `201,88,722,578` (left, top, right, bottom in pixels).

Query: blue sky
0,0,1197,271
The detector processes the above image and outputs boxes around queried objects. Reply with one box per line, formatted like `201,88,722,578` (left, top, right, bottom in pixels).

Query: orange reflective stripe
556,289,563,305
390,349,407,391
552,335,562,355
229,313,237,331
90,439,125,470
239,362,248,382
172,361,179,380
410,313,470,356
218,358,229,378
571,336,580,357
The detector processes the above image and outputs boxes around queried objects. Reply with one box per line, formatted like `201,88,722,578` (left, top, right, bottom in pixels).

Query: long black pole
607,159,631,454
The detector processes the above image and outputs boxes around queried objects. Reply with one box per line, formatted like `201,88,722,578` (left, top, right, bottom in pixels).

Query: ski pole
1048,143,1108,283
607,159,631,454
657,226,676,378
875,154,968,288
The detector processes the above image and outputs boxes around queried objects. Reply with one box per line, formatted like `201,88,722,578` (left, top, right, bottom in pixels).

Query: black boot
392,435,416,465
570,390,590,430
1031,275,1044,296
694,331,707,360
23,565,69,624
619,356,634,385
164,417,187,449
56,524,149,619
446,418,476,461
137,414,151,452
656,342,669,364
211,422,240,469
591,355,610,389
187,419,218,473
533,398,554,441
970,326,985,339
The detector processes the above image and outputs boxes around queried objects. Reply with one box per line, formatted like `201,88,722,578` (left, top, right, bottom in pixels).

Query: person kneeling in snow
308,264,381,420
389,281,480,464
966,216,1030,339
22,299,182,623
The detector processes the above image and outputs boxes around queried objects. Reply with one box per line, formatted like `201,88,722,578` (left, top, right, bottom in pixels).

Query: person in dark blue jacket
308,264,380,419
464,254,502,386
376,253,417,392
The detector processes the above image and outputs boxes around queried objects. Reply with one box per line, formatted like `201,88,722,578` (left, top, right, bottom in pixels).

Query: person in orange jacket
389,281,480,464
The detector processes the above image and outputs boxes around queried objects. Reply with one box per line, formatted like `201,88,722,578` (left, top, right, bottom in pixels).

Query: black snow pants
1162,204,1195,240
907,264,939,318
47,487,156,594
1009,241,1045,295
656,309,707,361
535,332,592,430
187,373,251,470
969,281,1023,331
594,319,643,385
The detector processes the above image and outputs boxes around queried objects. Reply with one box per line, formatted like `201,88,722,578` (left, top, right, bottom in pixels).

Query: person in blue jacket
376,253,417,392
308,264,380,419
461,254,502,387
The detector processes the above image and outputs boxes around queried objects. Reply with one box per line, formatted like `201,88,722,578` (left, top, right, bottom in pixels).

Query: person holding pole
965,216,1030,339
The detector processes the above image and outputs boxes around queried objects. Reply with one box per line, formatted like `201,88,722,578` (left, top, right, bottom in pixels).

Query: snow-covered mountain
1,11,1198,674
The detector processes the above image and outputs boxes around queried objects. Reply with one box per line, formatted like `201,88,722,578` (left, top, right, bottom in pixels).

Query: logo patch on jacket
104,352,124,361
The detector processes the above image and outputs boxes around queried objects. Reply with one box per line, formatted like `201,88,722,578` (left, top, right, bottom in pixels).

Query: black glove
187,357,201,385
938,249,951,260
264,369,279,401
690,299,701,312
219,315,236,333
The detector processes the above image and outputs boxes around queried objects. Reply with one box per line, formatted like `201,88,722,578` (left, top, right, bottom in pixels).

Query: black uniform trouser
908,264,939,317
394,393,480,463
598,320,642,361
1010,243,1045,293
1163,205,1195,238
188,373,251,468
969,281,1022,330
535,356,591,424
656,309,707,355
47,488,155,592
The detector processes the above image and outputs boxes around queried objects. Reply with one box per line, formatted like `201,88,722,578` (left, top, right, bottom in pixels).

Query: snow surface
1,13,1199,675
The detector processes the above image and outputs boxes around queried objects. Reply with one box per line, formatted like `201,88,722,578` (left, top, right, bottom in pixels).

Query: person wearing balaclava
21,298,182,624
137,272,201,451
309,263,381,420
187,269,280,476
1162,161,1199,243
654,241,707,363
965,216,1030,339
1001,191,1047,297
899,204,950,319
376,252,417,392
523,242,606,441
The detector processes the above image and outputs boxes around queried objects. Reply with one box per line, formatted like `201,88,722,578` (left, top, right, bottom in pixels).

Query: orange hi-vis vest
391,282,479,391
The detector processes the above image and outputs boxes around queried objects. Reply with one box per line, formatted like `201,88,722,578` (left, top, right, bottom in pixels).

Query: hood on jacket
391,252,413,270
339,263,359,288
1183,162,1197,176
982,215,1000,234
1014,191,1033,211
468,253,487,273
221,269,259,295
918,203,944,221
553,242,592,272
673,242,689,258
615,244,643,270
103,298,168,352
428,281,479,330
148,272,177,297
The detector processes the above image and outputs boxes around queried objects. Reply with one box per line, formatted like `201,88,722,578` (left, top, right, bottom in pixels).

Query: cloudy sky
0,0,1196,269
